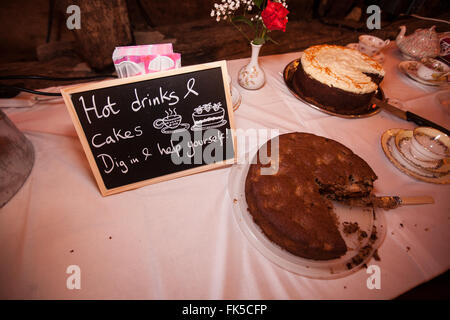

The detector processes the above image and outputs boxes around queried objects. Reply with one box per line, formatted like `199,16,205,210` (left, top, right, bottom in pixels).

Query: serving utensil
373,97,450,135
343,195,435,210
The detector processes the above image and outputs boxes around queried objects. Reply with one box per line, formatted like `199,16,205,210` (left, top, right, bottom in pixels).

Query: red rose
261,1,289,32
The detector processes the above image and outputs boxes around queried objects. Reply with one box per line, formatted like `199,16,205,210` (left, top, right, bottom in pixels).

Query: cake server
373,97,450,136
377,196,435,209
343,195,435,210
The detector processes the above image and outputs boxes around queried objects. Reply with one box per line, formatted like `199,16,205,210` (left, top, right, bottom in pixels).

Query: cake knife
373,97,450,136
375,196,435,209
343,195,435,210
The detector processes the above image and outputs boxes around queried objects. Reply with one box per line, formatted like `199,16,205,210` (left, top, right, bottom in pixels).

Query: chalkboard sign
61,61,236,196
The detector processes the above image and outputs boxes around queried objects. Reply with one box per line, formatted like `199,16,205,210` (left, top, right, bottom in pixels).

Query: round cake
293,45,385,114
245,132,378,260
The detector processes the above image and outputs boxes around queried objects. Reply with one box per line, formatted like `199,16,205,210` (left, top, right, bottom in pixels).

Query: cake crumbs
109,236,112,239
424,228,429,231
358,230,368,241
373,249,381,261
400,223,404,228
70,250,74,253
233,198,238,203
406,246,411,252
346,225,378,270
343,221,359,235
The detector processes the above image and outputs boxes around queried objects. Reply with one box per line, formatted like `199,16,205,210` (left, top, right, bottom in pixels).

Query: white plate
231,85,242,111
381,129,450,184
227,155,386,279
398,61,449,87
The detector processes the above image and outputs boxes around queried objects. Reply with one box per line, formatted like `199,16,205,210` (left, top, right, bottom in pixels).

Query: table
1,44,449,299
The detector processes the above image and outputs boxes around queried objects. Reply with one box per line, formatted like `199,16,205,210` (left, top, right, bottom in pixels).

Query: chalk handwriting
131,87,179,112
183,78,199,99
91,125,143,149
97,153,128,174
79,95,120,125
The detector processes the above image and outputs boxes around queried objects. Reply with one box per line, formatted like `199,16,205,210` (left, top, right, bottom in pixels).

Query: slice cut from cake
294,45,385,114
245,132,378,260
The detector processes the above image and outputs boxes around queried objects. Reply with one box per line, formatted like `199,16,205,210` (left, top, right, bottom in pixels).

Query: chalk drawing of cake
191,102,227,131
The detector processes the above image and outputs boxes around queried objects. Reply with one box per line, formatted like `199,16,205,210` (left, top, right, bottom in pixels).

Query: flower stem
230,19,251,43
261,27,267,42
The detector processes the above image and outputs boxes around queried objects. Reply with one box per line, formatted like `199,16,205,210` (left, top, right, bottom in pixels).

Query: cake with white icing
192,102,225,129
294,45,385,114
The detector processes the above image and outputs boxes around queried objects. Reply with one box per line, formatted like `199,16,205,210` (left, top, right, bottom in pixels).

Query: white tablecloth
1,45,449,299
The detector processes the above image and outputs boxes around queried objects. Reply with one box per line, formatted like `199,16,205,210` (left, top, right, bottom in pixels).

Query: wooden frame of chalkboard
61,60,236,196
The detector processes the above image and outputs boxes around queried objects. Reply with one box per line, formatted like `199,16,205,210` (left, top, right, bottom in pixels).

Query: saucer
381,129,450,184
231,85,242,111
394,129,449,174
161,123,190,134
398,61,449,87
345,43,385,64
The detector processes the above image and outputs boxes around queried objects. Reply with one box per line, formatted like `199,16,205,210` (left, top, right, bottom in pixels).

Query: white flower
216,16,221,22
210,10,215,17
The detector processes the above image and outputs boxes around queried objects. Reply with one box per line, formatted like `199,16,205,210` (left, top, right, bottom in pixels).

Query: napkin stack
112,44,181,78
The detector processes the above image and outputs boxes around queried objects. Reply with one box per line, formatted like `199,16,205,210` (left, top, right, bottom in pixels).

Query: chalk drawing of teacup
154,114,182,130
153,109,190,134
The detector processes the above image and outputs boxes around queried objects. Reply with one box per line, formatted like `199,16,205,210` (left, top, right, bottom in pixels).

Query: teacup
417,57,450,81
410,127,450,164
358,35,390,57
153,114,182,130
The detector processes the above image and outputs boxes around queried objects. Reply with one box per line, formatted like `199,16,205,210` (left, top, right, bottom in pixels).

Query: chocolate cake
293,45,385,114
245,132,378,260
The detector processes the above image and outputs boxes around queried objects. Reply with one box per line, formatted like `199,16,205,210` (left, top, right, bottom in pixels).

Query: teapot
396,25,449,60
